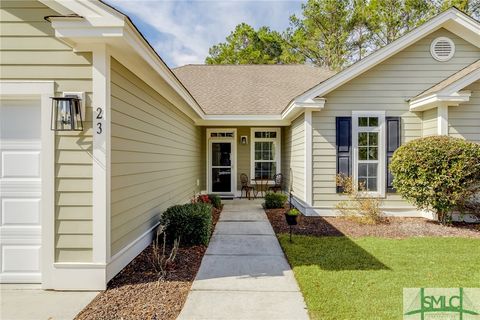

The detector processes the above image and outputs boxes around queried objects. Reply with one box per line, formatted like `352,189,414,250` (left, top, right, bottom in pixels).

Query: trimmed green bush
264,192,288,209
207,194,222,209
160,202,212,246
390,136,480,224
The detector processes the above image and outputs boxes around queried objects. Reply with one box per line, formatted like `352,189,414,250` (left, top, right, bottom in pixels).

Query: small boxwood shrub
207,194,222,209
264,192,288,209
160,202,212,246
390,136,480,224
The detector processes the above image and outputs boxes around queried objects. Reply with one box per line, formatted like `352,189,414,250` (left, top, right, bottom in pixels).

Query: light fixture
50,96,83,131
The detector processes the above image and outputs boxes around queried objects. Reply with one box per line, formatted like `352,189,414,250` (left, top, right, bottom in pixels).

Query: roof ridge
174,63,330,69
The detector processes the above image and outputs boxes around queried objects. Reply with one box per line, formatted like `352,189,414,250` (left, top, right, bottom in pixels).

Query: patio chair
240,173,255,200
268,173,283,193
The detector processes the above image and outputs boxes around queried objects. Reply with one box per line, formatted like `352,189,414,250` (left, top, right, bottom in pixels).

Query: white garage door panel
2,245,41,271
0,99,42,283
2,151,41,178
2,199,41,225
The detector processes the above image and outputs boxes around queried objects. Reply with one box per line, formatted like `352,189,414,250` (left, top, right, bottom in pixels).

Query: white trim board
304,111,313,206
92,45,111,264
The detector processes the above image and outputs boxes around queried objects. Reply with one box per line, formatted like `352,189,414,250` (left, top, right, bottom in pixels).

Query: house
0,0,479,290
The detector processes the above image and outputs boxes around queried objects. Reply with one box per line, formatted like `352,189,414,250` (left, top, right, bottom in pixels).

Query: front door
211,142,232,193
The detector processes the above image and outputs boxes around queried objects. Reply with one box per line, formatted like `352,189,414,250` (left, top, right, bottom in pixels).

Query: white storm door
0,99,42,283
210,141,233,193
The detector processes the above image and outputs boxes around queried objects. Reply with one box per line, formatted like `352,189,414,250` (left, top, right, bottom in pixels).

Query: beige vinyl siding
110,58,202,256
1,1,93,262
422,108,438,137
283,115,305,201
312,28,480,209
449,80,480,142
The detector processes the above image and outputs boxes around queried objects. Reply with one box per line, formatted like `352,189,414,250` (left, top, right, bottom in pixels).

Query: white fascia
409,91,471,111
282,98,326,120
291,8,480,105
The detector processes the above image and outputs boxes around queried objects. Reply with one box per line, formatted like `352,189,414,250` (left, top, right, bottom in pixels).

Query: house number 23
96,107,103,134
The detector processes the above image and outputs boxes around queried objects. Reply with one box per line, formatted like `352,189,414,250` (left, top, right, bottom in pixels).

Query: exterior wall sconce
240,135,248,145
50,96,84,131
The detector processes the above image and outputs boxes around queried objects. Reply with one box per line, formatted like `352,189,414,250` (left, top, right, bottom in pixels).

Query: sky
104,0,303,67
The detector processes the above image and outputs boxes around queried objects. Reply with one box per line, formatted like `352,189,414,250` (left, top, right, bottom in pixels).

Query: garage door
0,99,42,283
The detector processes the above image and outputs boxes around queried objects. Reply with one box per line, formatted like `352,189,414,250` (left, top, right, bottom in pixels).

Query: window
210,131,234,137
352,112,385,195
251,128,281,180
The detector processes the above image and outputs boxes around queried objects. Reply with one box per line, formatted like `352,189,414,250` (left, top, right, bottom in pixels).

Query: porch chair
240,173,255,200
268,173,283,193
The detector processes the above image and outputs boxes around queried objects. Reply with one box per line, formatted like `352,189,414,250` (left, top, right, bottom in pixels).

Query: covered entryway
0,99,42,283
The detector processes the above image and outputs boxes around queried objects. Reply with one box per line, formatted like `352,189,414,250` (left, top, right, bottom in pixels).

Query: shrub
197,194,211,204
286,208,300,216
207,194,222,209
150,224,179,280
335,174,384,224
160,202,212,246
390,136,480,224
264,192,288,209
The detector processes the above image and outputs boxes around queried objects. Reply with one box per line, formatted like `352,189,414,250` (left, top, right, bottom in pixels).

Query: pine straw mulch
75,206,222,320
265,207,480,238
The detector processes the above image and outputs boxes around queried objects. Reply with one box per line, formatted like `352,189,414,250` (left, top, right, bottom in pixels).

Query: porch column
304,110,313,206
437,104,449,136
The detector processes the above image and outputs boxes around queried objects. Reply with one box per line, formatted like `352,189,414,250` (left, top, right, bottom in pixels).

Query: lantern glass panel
50,97,83,131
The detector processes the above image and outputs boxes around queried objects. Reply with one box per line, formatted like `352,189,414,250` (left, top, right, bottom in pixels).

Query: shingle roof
412,59,480,100
173,64,336,115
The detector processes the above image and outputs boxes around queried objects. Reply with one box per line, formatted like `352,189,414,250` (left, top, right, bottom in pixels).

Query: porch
200,125,304,199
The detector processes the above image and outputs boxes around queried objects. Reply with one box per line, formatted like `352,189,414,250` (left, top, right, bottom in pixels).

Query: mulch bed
75,206,222,320
265,207,480,238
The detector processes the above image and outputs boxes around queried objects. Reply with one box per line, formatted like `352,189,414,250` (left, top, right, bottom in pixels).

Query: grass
278,235,480,320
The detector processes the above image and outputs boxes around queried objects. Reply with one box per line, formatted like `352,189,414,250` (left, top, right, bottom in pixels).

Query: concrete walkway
178,199,309,320
0,284,99,320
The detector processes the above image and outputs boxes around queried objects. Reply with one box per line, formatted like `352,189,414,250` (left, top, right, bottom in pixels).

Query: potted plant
285,208,300,225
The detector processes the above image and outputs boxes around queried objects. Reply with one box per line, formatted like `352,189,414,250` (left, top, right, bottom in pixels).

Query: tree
205,0,480,69
390,136,480,224
364,0,432,47
283,0,353,70
205,23,286,64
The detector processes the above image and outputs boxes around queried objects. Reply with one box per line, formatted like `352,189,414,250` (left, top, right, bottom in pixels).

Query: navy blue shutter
386,117,401,193
336,117,352,193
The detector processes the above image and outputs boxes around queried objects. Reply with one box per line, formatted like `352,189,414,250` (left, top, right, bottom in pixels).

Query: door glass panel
212,143,231,167
212,168,231,192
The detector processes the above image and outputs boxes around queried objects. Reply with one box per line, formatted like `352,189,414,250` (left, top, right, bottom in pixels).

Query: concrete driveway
0,284,99,320
178,199,309,320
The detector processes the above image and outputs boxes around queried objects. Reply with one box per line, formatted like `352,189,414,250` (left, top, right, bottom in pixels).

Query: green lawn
278,235,480,320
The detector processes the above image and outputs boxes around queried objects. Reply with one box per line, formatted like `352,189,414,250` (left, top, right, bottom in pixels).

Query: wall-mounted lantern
50,96,83,131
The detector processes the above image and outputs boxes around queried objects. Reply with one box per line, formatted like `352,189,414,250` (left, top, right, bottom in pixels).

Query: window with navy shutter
386,117,401,193
336,117,352,193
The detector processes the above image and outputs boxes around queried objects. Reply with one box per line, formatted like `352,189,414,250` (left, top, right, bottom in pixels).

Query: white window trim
250,128,281,184
206,128,237,194
352,111,386,197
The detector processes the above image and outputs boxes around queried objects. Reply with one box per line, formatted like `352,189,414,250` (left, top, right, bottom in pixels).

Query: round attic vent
430,37,455,61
